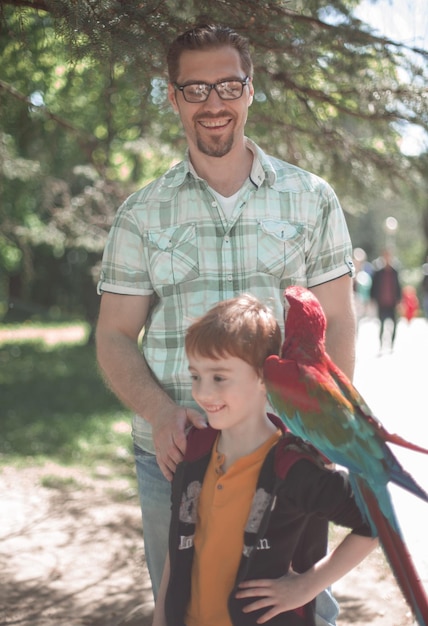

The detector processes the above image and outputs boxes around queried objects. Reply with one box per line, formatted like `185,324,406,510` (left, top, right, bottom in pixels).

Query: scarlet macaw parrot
264,285,428,625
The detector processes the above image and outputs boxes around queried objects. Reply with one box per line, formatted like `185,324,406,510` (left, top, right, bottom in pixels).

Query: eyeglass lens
181,79,247,102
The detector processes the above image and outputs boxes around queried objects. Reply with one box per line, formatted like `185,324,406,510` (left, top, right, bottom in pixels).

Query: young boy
153,294,377,626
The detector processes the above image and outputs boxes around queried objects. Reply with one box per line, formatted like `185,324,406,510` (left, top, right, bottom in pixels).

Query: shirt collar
162,137,277,193
246,138,277,188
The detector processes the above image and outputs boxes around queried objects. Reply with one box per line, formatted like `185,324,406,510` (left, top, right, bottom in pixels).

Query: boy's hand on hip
236,571,312,623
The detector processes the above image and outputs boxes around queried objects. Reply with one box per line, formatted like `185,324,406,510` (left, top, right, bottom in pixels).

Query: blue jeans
134,444,172,601
315,590,339,626
134,445,338,624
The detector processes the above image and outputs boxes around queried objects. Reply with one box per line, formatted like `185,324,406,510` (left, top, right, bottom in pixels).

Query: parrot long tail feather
388,461,428,502
328,360,428,456
383,430,428,456
356,476,428,626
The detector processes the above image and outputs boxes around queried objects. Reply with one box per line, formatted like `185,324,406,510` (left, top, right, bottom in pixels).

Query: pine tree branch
0,78,102,169
1,0,50,11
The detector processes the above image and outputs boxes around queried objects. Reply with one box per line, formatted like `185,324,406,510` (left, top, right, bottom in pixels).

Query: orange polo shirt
185,430,281,626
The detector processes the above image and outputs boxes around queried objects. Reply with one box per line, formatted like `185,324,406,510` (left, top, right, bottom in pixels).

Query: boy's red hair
185,294,281,374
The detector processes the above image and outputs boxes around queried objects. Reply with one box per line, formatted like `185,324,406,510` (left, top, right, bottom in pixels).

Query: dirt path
0,462,417,626
0,464,154,626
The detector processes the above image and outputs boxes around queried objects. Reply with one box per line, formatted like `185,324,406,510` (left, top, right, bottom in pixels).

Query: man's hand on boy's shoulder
153,406,207,480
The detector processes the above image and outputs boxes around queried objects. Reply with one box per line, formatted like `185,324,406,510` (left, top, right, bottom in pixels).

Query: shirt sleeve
97,198,154,296
305,183,355,287
285,459,373,537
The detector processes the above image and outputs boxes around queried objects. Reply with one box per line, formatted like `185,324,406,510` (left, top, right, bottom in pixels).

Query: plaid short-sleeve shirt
98,139,354,452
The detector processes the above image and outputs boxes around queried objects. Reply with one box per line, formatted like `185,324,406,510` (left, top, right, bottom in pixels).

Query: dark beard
196,132,234,158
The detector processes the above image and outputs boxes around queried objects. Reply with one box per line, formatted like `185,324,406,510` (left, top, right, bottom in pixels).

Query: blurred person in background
370,249,402,350
400,285,419,323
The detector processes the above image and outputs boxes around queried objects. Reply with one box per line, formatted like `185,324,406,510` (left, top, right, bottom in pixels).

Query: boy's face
188,353,267,433
167,45,254,159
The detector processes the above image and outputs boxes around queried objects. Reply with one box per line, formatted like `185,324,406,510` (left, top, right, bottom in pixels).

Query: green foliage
0,0,427,318
0,6,182,322
3,0,427,181
0,333,134,476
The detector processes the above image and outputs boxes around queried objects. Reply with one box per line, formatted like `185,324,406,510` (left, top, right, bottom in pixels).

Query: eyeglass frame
173,76,250,103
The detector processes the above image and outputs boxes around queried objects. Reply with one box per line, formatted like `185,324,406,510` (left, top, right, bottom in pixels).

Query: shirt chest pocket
257,219,305,279
146,223,199,285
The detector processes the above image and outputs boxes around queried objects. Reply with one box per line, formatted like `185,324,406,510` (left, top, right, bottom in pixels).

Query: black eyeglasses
174,77,250,103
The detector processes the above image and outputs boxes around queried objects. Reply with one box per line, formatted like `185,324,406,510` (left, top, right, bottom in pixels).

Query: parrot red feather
264,285,428,625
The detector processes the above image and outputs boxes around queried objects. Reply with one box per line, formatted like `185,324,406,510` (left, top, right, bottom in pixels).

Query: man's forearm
311,275,357,380
96,326,207,480
325,305,356,380
96,328,176,423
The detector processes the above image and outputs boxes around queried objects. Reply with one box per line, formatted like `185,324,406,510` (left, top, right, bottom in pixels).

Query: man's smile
199,118,231,129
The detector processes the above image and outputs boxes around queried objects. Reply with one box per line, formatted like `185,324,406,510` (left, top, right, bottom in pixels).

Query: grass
0,323,136,484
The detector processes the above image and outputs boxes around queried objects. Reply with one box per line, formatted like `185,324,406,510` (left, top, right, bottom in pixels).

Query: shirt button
224,236,229,243
217,484,223,490
212,201,217,207
227,275,233,282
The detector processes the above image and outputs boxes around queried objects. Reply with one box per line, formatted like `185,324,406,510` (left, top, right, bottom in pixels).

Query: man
96,23,356,624
370,249,402,350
